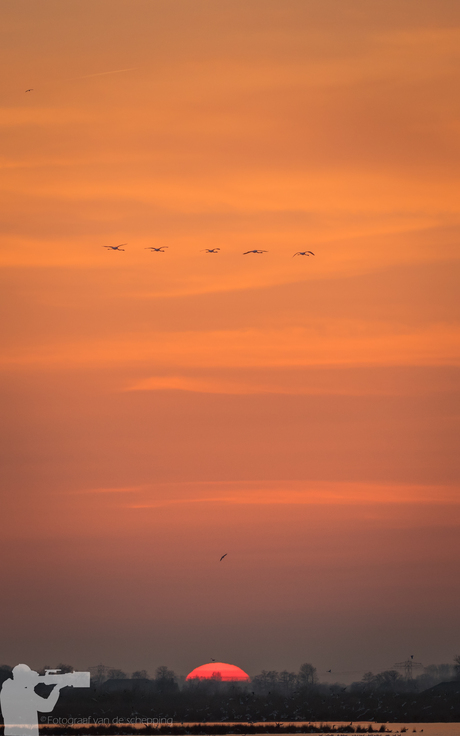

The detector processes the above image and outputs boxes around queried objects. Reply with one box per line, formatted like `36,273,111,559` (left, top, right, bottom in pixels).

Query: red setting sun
186,663,250,682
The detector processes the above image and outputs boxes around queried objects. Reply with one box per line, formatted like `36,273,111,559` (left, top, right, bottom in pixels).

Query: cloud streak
125,481,460,509
67,484,148,495
3,323,459,370
74,68,137,79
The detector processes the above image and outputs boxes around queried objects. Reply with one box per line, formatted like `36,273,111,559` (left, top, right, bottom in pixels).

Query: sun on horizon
186,663,250,682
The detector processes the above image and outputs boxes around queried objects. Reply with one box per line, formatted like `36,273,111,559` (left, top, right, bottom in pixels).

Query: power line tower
393,655,423,680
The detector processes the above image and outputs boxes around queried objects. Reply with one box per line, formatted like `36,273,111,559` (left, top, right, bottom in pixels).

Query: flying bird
145,246,168,252
293,251,315,257
25,89,33,92
327,670,331,673
201,248,220,253
211,659,216,662
103,244,127,251
243,250,267,255
220,554,227,561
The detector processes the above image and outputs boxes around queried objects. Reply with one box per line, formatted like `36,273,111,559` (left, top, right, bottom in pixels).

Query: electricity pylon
393,655,423,680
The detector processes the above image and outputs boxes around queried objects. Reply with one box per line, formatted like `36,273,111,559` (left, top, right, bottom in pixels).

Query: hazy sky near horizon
1,0,459,681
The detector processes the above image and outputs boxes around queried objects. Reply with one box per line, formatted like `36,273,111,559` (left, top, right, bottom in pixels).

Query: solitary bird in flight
145,246,168,252
243,250,267,255
201,248,220,253
220,554,227,561
103,243,127,251
293,251,315,257
25,89,33,92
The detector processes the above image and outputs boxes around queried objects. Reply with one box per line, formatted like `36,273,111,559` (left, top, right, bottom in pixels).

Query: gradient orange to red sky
1,0,459,680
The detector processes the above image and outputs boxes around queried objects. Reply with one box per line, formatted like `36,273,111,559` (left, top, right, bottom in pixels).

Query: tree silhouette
132,669,149,679
155,666,178,693
56,663,74,673
107,668,127,679
454,655,460,680
373,670,403,692
89,665,110,685
298,663,318,686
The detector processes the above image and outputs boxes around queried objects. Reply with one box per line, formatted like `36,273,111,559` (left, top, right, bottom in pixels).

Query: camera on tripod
39,669,90,688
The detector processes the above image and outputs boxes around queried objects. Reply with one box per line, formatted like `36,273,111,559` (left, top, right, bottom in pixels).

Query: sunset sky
1,0,459,681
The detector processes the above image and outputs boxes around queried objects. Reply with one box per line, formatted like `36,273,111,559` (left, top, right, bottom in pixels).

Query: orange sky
1,0,459,680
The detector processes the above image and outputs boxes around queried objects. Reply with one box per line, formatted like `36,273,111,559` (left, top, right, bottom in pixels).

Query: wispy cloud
126,375,305,395
122,481,460,509
67,484,147,495
124,368,459,396
3,323,460,370
74,68,137,79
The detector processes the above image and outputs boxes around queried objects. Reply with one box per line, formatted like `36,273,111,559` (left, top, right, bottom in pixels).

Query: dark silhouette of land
1,659,459,732
38,725,399,736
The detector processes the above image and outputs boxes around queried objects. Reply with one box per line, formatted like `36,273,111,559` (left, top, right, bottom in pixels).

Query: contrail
75,67,136,79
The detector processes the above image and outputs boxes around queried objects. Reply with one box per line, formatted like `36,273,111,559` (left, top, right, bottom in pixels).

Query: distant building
186,663,250,682
423,681,460,695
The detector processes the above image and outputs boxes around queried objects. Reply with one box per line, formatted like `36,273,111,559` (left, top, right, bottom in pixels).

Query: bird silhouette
25,89,33,92
145,246,168,252
243,250,267,255
220,553,227,561
293,251,315,257
327,670,331,673
103,244,127,251
201,248,220,253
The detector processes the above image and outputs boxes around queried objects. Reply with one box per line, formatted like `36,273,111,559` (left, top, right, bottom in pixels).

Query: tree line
0,658,459,723
0,656,459,694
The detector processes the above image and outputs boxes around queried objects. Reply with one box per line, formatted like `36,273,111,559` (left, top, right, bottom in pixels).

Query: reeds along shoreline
39,724,393,736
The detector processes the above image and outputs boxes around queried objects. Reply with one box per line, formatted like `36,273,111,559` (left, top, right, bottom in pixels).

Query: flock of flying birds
24,93,315,259
104,244,315,257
